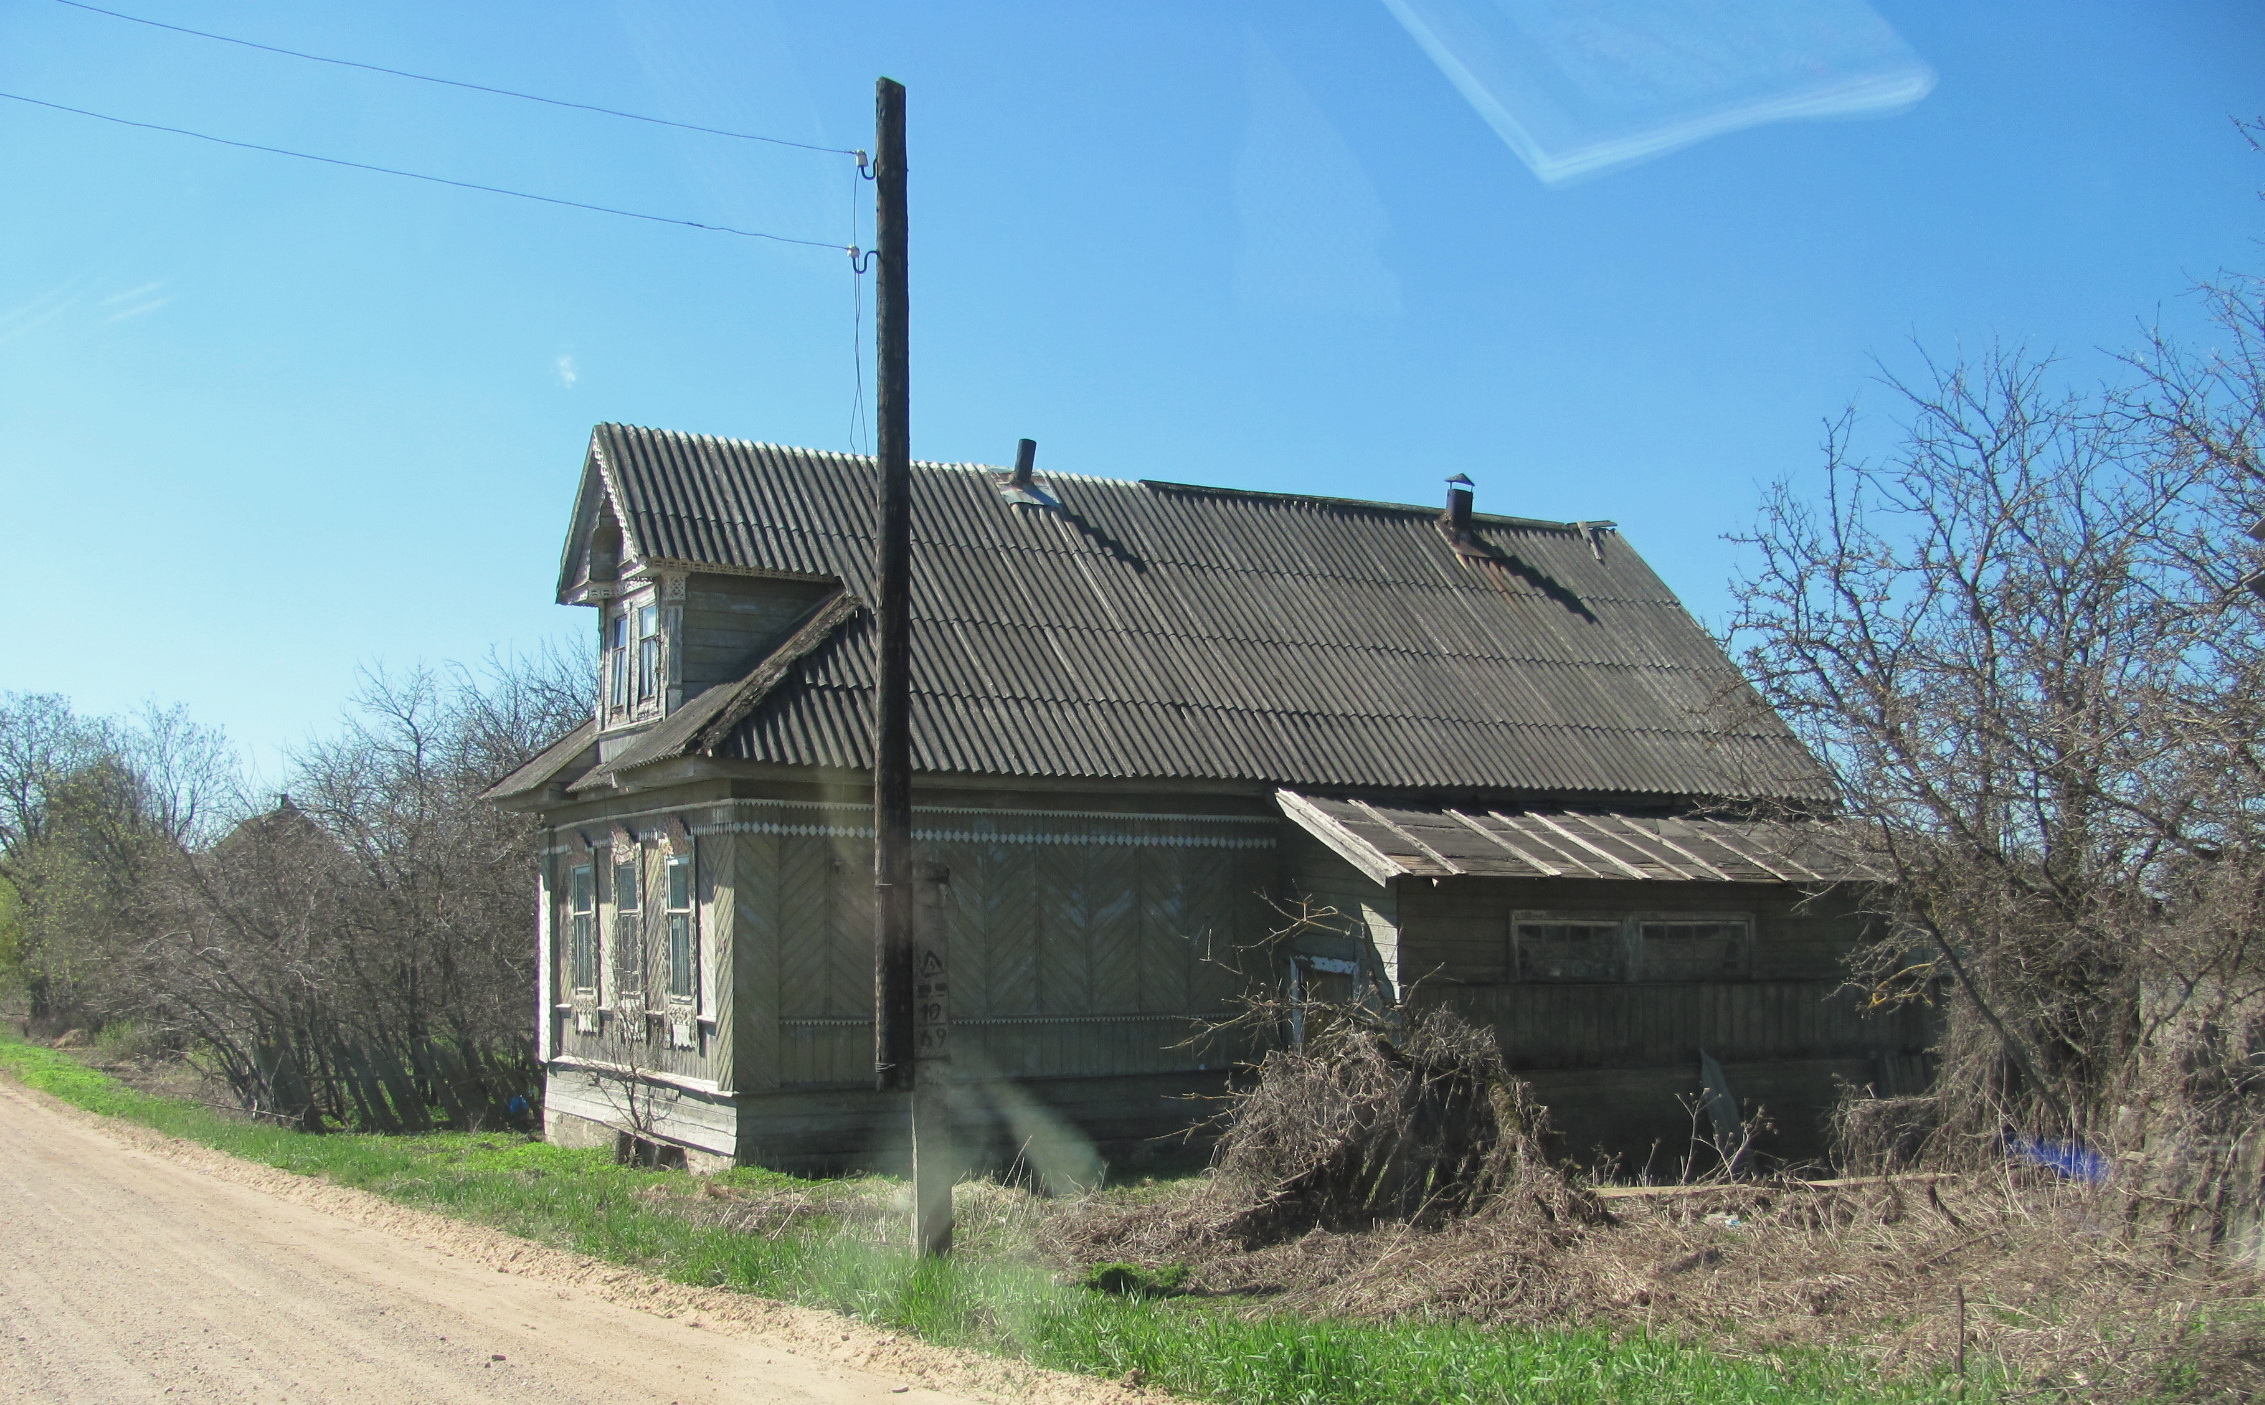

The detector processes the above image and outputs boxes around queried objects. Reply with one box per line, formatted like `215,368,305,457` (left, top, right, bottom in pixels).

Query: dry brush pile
1048,1008,2265,1402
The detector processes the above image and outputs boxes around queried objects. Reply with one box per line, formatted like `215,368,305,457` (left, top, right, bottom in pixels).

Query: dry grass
1040,1008,2265,1402
1053,1168,2265,1400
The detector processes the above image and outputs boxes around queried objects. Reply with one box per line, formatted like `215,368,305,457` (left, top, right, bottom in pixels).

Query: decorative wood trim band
689,819,1274,849
723,796,1276,825
781,1012,1227,1028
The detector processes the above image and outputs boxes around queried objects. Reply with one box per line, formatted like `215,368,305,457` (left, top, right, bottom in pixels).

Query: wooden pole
869,75,951,1256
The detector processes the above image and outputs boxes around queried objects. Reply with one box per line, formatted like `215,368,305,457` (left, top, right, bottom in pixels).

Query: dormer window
634,604,661,705
601,599,665,722
605,610,631,713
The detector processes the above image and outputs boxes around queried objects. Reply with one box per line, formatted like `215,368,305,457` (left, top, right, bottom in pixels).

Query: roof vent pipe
1445,474,1474,531
998,438,1057,508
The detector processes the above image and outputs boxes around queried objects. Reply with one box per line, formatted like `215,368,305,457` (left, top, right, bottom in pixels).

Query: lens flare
1382,0,1934,183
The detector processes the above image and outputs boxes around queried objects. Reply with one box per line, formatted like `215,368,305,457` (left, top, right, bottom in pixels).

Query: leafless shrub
1723,259,2265,1256
1,646,586,1131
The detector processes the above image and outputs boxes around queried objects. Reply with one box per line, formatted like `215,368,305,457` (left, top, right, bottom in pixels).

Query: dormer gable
560,430,843,737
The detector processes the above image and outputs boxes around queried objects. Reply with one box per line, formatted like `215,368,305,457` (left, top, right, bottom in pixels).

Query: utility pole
870,75,951,1257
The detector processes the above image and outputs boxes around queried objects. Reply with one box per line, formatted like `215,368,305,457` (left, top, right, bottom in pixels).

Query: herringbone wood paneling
1136,848,1197,1015
1086,846,1141,1016
727,831,777,1091
1034,843,1094,1016
776,836,831,1015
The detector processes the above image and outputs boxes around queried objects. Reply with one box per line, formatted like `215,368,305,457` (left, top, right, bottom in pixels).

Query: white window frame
567,861,600,1034
604,609,631,715
633,603,662,709
611,847,647,1037
662,849,697,1048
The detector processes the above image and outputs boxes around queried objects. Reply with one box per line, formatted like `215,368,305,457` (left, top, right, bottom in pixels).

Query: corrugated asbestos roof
566,423,1833,800
1276,790,1870,886
483,720,596,802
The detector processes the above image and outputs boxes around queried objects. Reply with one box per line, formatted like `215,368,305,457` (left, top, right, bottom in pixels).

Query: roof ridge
596,422,1144,487
595,422,1589,525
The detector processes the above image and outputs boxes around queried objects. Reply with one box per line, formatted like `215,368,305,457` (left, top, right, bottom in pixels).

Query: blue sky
1,1,2259,771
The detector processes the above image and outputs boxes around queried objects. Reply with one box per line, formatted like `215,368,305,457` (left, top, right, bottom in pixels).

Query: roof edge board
1275,790,1406,887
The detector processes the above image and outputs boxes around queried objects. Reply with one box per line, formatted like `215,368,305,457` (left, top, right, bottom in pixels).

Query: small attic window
587,515,622,586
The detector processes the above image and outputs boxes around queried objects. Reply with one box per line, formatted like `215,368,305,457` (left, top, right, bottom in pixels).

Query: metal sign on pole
869,75,951,1257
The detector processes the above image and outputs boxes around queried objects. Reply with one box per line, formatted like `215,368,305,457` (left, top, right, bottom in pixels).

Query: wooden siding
678,574,833,697
1393,874,1869,987
719,1072,1236,1176
710,801,1275,1090
1284,837,1920,1165
1433,981,1928,1071
545,1064,739,1159
549,840,725,1084
1282,828,1401,986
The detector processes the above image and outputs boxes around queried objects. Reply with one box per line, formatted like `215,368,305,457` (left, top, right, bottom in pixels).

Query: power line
0,89,851,250
50,0,859,157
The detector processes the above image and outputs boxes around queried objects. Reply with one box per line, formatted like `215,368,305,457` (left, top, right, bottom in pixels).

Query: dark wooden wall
676,574,833,697
1289,833,1928,1167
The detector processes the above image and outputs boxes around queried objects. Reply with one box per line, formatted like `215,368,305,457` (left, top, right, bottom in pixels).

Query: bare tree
8,646,589,1132
1728,272,2265,1242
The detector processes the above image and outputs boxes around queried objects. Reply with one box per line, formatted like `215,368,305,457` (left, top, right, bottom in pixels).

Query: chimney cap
1446,473,1474,487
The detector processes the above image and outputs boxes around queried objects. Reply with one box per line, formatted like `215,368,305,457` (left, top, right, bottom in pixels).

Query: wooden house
485,424,1918,1176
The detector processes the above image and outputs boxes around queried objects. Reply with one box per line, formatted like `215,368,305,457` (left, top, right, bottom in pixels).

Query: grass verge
0,1033,1983,1405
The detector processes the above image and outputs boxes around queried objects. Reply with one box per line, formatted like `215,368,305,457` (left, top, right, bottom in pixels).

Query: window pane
614,914,644,994
570,913,595,990
1516,920,1622,981
1637,919,1748,980
570,864,593,913
615,859,639,910
666,855,691,911
606,613,631,710
667,913,694,1000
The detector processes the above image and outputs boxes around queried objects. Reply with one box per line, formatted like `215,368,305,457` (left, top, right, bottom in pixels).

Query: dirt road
0,1079,1121,1405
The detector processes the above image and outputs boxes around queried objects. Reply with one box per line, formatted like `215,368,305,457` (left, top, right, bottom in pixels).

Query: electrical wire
848,160,870,455
0,89,850,249
50,0,859,156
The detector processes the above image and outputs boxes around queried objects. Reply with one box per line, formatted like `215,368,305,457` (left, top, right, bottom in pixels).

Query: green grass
0,1032,1985,1405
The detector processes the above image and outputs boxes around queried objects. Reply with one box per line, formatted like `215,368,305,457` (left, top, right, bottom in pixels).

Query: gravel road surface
0,1077,1121,1405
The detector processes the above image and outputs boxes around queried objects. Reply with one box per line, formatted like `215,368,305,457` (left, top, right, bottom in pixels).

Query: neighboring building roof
1276,790,1869,887
553,423,1833,802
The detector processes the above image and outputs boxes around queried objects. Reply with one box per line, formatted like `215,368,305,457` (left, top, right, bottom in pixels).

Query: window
613,851,644,996
1637,917,1750,981
567,863,597,993
664,852,696,1003
605,610,630,712
634,603,661,704
1513,917,1624,981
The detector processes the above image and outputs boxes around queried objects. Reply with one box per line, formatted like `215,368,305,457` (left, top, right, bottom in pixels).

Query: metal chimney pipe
1011,438,1037,490
1445,474,1474,531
